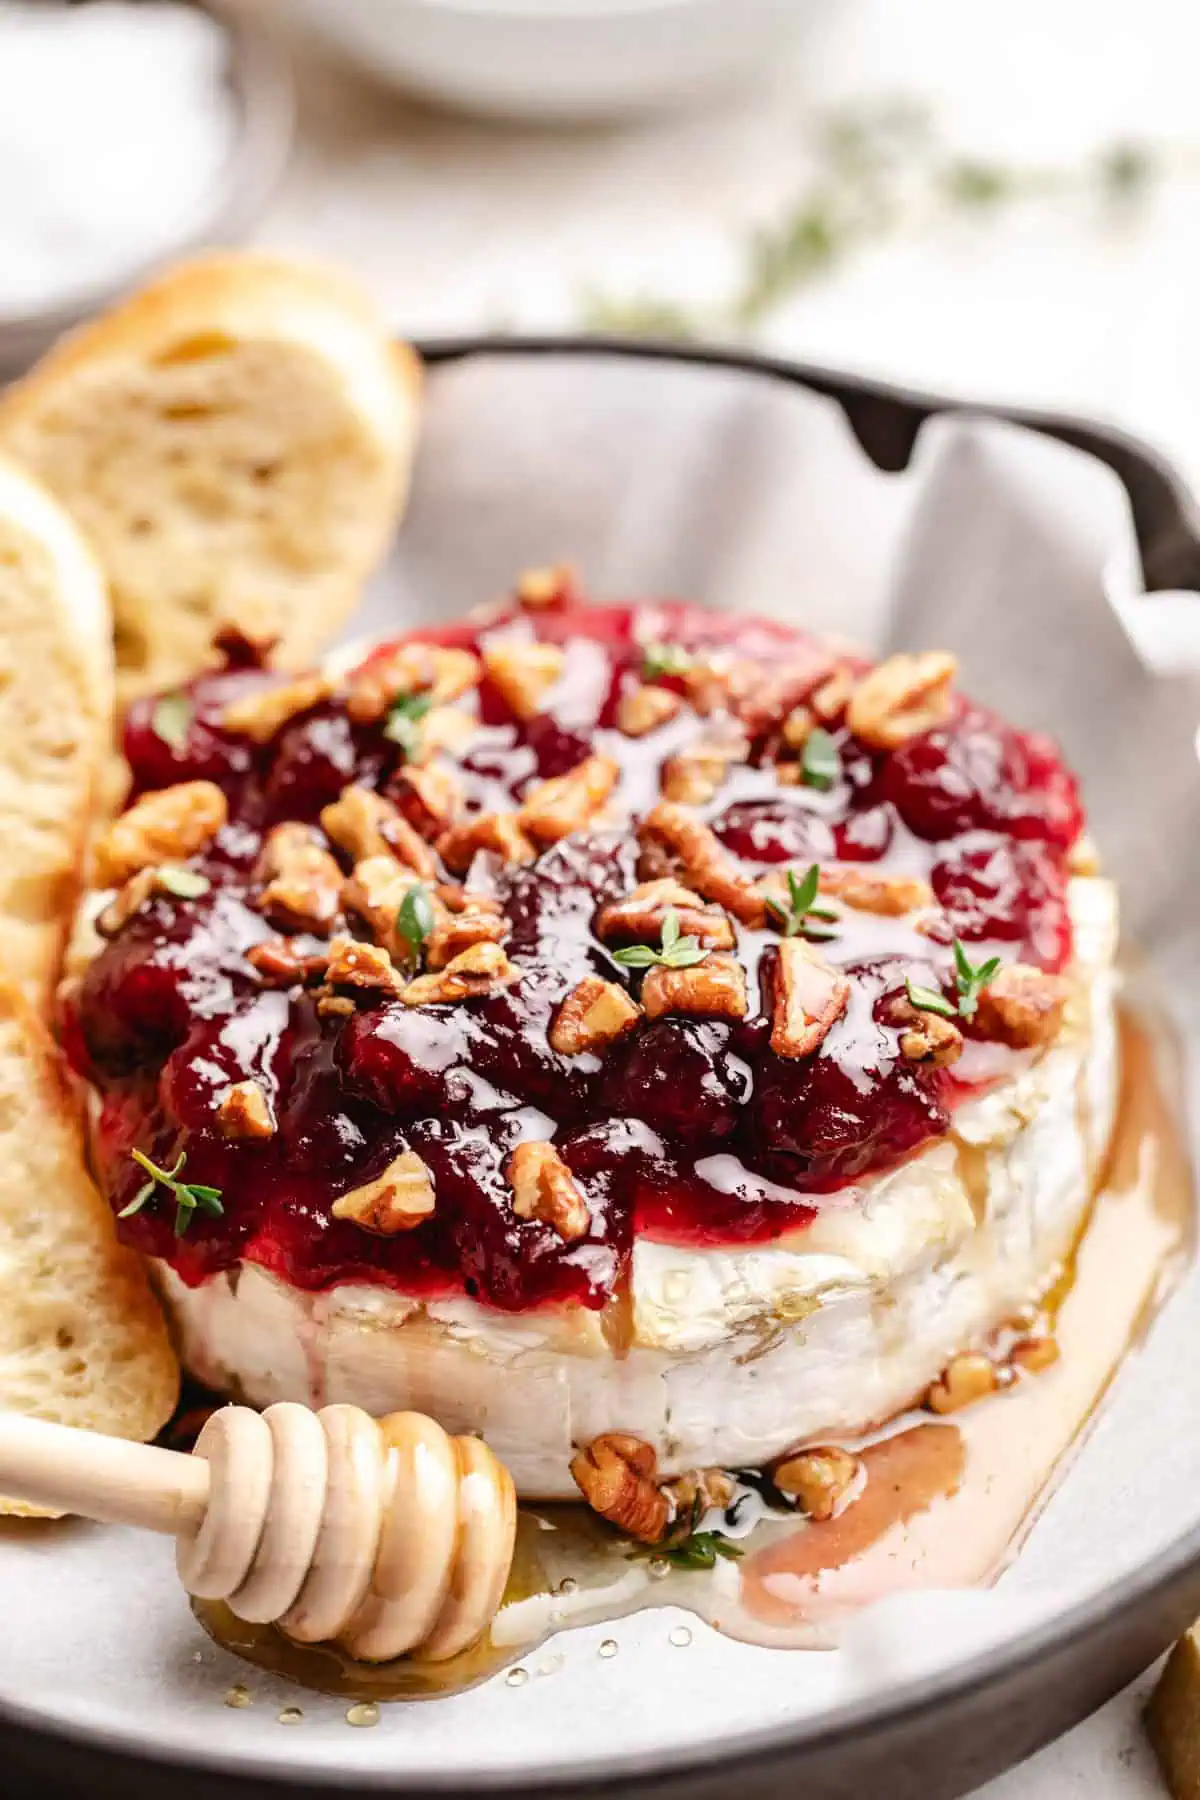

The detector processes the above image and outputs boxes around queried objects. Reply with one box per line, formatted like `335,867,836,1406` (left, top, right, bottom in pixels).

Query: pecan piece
391,763,466,840
257,823,343,934
320,783,437,877
331,1150,437,1234
664,1466,738,1518
660,735,746,806
638,803,765,927
519,754,619,845
220,671,333,743
419,706,479,761
325,934,405,996
819,866,934,916
809,665,855,723
341,855,422,958
482,639,565,720
771,1446,861,1521
246,938,330,987
94,780,227,885
972,963,1069,1049
617,683,683,738
507,1139,591,1242
771,938,850,1058
595,877,735,952
888,997,964,1068
345,644,481,725
515,563,578,612
926,1351,999,1414
781,705,816,751
570,1433,669,1544
847,651,957,749
401,940,519,1006
217,1080,276,1141
642,954,747,1023
425,907,509,971
436,811,536,874
549,976,642,1056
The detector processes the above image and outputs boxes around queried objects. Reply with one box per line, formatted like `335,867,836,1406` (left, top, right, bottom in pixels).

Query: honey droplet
346,1702,380,1729
669,1626,693,1648
224,1684,252,1709
505,1666,529,1689
278,1707,304,1726
557,1577,579,1596
598,1639,618,1660
648,1557,671,1580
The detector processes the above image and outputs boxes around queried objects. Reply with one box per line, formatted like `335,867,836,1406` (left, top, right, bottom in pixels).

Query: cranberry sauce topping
69,597,1085,1313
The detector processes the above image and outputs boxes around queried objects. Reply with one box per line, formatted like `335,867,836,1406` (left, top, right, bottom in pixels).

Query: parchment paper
4,349,1199,1788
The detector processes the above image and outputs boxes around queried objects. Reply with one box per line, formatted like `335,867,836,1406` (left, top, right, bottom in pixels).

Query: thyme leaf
800,726,842,792
612,906,709,971
121,1148,224,1237
764,864,839,941
396,884,436,965
384,691,435,758
150,694,193,752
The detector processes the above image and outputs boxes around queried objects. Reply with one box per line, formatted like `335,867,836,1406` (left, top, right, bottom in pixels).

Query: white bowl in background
291,0,810,122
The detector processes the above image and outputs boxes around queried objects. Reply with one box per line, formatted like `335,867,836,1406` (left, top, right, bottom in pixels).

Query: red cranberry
710,800,835,865
601,1020,750,1147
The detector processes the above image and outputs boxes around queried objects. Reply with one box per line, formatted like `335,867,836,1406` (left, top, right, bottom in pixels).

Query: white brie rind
157,877,1119,1498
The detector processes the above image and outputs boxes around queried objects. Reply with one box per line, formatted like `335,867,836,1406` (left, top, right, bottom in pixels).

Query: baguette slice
0,251,421,703
0,458,112,1014
0,981,178,1515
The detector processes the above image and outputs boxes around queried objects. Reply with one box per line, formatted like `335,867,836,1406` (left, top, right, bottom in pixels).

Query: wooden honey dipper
0,1403,517,1663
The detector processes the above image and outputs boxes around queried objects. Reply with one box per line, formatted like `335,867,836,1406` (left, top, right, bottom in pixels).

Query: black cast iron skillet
6,335,1199,1800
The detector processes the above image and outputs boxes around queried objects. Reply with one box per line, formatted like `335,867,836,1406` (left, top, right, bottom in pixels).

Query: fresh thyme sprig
384,691,434,757
906,939,1002,1022
630,1529,744,1573
612,906,709,971
641,642,693,680
764,864,839,942
150,694,193,752
120,1149,224,1238
156,865,210,900
396,883,435,965
799,726,842,792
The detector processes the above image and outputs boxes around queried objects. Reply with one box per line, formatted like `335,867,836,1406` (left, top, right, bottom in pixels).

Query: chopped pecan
482,639,565,720
639,803,765,927
809,665,855,723
418,706,479,761
735,650,841,739
331,1150,437,1233
818,866,934,916
217,1080,276,1141
426,907,509,971
391,763,465,840
642,954,747,1023
94,780,227,885
771,938,850,1058
570,1433,669,1544
341,855,422,957
507,1139,591,1242
926,1351,999,1414
973,963,1069,1049
781,705,816,751
680,653,759,719
257,823,343,934
1009,1334,1060,1374
325,934,405,996
246,938,329,987
96,867,161,936
320,783,437,877
595,877,735,951
345,644,480,725
664,1466,738,1519
847,651,957,749
617,683,683,738
401,940,519,1007
518,754,620,844
220,671,333,743
515,563,578,612
888,997,964,1067
661,733,747,806
436,882,502,916
549,976,642,1055
436,811,536,874
771,1446,860,1521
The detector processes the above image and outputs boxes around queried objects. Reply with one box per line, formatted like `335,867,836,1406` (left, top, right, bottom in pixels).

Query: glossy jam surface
70,601,1084,1311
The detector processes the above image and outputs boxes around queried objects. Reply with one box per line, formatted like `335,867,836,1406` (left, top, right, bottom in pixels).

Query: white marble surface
247,6,1192,1791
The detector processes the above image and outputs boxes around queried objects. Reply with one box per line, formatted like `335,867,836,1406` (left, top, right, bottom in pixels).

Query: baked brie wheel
67,585,1115,1499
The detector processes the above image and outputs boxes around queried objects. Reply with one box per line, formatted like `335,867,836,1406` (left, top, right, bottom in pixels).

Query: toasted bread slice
0,459,112,1014
0,982,178,1514
0,252,421,703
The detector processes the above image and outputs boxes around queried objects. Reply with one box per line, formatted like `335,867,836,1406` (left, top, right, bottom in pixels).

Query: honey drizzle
195,1009,1192,1700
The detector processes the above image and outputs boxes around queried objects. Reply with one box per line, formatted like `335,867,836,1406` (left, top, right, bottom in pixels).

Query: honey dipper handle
0,1412,210,1535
